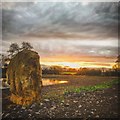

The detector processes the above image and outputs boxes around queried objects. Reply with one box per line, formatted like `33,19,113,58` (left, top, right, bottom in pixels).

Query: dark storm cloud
1,2,118,63
2,2,118,40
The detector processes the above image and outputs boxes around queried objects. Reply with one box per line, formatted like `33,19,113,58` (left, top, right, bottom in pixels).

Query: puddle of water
0,78,68,88
42,78,68,86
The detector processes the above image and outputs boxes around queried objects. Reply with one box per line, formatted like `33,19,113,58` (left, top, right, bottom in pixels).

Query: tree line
42,55,120,76
42,66,120,76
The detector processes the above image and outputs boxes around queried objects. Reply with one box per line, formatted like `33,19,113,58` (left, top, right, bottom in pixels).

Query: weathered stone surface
6,50,42,106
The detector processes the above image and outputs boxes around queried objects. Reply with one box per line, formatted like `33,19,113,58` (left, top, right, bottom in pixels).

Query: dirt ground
1,75,120,119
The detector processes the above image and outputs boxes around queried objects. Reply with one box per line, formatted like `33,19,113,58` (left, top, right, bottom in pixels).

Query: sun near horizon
40,61,114,69
40,55,115,69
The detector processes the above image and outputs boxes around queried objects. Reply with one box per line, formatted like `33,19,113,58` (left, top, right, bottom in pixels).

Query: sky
1,2,119,68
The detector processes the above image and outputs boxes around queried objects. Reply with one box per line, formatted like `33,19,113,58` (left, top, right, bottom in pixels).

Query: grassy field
64,79,119,94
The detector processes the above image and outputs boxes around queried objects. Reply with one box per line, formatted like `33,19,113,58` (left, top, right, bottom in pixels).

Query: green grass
64,79,120,94
61,71,76,75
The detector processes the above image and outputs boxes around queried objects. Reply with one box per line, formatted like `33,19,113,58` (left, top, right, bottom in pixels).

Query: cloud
2,2,118,40
1,2,118,66
1,38,117,59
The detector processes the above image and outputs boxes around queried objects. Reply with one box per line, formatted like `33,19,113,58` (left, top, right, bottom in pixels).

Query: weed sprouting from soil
64,79,119,94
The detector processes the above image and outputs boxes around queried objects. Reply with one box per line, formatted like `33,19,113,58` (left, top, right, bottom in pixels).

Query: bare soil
1,75,120,119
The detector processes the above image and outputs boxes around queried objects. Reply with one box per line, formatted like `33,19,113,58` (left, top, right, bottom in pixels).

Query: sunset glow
40,55,115,68
2,2,118,69
41,61,114,69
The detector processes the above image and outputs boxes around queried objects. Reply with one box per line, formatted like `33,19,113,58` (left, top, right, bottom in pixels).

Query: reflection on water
0,78,68,88
42,78,68,86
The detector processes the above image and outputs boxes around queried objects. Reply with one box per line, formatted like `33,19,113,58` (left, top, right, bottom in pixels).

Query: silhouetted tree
21,42,33,50
112,55,120,76
42,66,62,75
77,67,102,76
113,55,120,70
7,43,20,58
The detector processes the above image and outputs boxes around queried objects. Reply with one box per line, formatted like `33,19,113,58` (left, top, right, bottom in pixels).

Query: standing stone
6,50,42,106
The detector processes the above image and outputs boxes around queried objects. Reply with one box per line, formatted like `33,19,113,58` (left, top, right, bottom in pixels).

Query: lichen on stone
6,50,42,106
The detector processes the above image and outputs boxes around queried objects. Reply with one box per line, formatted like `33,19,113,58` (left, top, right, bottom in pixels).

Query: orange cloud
40,55,115,68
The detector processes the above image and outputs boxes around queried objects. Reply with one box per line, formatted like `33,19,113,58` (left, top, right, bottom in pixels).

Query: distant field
42,75,118,100
42,75,118,85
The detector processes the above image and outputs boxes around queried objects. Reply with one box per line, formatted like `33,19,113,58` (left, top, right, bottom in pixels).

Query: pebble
35,112,40,115
30,104,35,108
44,106,47,109
28,109,32,112
40,103,43,106
64,103,69,107
73,100,78,103
82,93,86,96
96,115,99,118
76,110,79,113
91,111,94,114
50,106,56,110
88,115,91,117
96,101,99,104
20,110,24,113
28,114,32,117
13,108,16,110
78,113,81,116
89,101,92,103
65,112,69,116
44,99,49,102
79,105,82,108
21,107,25,109
109,97,112,100
65,113,67,116
60,103,63,105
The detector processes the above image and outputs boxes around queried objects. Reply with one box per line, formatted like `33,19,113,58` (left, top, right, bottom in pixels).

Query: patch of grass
110,79,120,84
61,72,76,75
64,79,120,94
